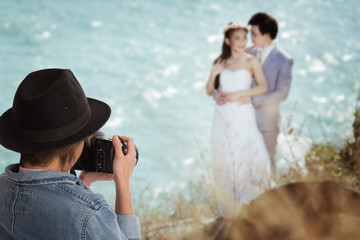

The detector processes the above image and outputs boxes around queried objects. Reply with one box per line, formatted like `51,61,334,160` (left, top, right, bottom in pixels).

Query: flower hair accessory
222,22,248,35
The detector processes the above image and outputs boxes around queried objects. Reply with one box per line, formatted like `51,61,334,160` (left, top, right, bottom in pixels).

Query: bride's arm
227,58,268,101
206,61,224,96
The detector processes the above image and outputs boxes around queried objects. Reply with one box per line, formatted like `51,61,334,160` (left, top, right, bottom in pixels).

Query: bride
206,23,273,218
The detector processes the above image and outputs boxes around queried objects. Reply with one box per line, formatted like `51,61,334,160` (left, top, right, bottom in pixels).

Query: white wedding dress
211,69,273,218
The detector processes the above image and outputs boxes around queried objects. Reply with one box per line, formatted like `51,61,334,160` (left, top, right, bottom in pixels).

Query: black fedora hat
0,68,111,153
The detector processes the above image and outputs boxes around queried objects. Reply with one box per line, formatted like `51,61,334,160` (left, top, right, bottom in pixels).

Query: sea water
0,0,359,200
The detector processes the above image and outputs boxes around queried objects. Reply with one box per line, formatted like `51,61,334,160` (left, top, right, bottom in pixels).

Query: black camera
72,132,139,173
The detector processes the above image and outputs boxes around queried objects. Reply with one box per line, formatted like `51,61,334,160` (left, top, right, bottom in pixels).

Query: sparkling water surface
0,0,359,199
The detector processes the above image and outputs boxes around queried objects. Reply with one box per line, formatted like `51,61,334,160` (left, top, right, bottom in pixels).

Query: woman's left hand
226,92,242,102
79,171,113,187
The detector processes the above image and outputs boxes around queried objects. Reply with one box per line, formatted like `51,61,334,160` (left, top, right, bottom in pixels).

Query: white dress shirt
258,42,276,65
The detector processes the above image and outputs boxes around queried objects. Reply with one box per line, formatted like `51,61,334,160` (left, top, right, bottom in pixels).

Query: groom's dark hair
248,12,278,40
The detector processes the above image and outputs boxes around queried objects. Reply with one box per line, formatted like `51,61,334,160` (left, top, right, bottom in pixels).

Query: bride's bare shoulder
245,54,259,65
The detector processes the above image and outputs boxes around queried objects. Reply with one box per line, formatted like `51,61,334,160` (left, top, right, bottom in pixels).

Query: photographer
0,69,141,240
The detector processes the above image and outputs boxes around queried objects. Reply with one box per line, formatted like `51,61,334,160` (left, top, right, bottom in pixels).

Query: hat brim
0,98,111,154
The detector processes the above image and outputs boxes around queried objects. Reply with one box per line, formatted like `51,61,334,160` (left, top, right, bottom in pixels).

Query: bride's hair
213,22,248,89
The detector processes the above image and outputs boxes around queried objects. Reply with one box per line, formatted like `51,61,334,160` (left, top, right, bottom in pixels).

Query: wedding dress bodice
220,69,252,92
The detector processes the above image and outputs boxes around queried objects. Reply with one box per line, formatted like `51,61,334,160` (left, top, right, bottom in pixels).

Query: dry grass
132,176,218,240
133,95,360,239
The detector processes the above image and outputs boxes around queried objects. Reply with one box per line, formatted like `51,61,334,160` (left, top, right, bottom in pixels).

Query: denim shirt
0,164,141,240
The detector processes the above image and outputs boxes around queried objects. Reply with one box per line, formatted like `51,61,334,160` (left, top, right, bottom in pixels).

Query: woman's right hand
112,135,136,185
112,135,136,215
213,91,226,105
211,61,225,76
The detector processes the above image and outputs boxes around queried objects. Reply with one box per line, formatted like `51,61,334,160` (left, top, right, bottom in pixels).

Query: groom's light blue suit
246,45,294,175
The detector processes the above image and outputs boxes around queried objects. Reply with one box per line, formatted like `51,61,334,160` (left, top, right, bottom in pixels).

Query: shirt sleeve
86,206,141,240
117,215,141,240
253,58,294,107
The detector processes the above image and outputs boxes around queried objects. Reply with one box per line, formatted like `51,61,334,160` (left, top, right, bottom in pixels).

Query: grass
133,95,360,240
278,95,360,193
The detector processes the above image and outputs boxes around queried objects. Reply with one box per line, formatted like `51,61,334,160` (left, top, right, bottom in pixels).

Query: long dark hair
213,23,248,89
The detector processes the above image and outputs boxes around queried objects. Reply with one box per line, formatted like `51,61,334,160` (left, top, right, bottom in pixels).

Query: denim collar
4,164,88,188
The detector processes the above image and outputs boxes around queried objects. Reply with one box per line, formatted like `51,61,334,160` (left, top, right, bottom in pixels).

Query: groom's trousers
261,130,279,178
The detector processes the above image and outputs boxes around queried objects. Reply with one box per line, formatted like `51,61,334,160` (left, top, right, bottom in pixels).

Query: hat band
15,105,91,143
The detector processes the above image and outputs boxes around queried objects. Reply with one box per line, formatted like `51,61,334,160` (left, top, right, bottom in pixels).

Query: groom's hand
237,96,252,105
213,91,226,105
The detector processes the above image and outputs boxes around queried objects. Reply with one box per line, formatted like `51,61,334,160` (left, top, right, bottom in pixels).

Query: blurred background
0,0,359,201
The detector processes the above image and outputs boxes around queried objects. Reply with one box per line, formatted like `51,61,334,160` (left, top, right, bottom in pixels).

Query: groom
214,12,294,178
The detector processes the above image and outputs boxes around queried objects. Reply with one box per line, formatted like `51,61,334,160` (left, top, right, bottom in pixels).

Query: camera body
72,134,138,173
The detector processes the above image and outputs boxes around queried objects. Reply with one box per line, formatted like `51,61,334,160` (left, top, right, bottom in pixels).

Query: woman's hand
79,171,113,187
226,92,243,102
211,61,225,76
237,96,252,105
112,135,136,184
112,135,136,215
213,91,226,105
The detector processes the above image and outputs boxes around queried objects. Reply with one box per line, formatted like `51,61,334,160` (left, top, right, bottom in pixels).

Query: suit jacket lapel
262,46,278,71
